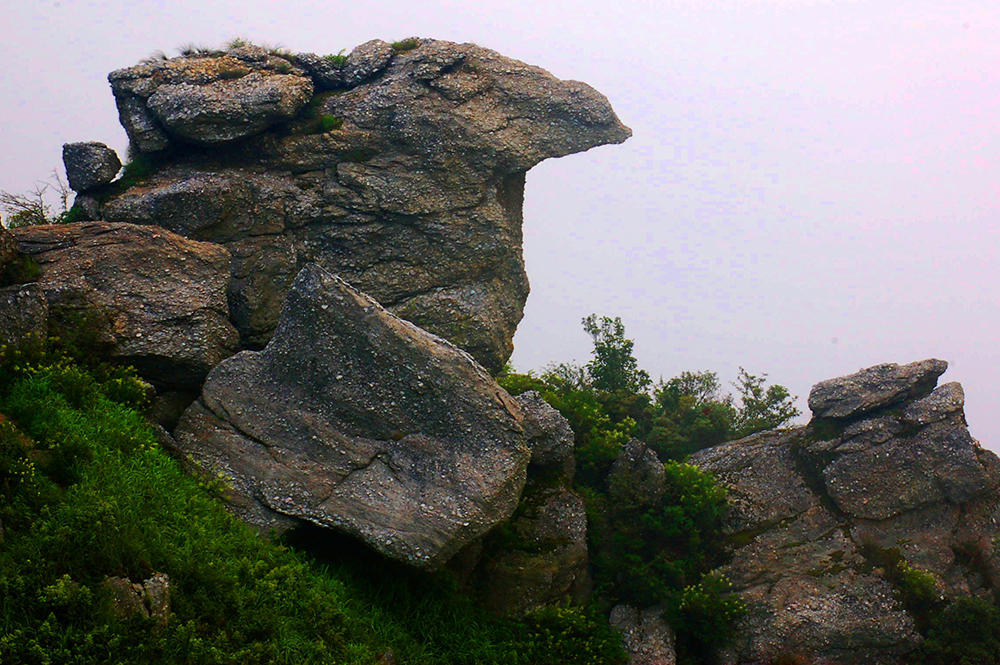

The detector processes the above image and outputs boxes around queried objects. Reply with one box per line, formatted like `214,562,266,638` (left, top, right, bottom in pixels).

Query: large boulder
172,263,530,568
609,604,677,665
109,46,314,149
100,38,631,370
62,142,122,192
12,222,238,388
691,360,1000,664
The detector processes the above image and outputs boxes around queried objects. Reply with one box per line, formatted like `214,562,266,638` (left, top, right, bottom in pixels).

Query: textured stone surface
342,39,393,87
609,604,676,665
608,439,666,507
109,47,313,148
472,483,589,616
808,359,947,420
62,142,121,192
515,390,574,467
0,283,48,347
102,573,170,626
690,360,1000,664
12,222,238,388
173,264,530,568
101,38,631,370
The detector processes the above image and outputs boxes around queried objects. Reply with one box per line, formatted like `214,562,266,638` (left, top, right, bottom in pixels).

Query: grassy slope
0,351,623,665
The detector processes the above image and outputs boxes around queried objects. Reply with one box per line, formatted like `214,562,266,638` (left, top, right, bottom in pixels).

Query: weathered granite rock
472,483,589,615
102,573,170,626
808,359,947,420
101,38,631,370
609,439,666,507
173,263,530,568
609,604,677,665
12,222,238,388
691,360,1000,664
0,283,48,347
62,142,121,192
342,39,393,87
515,390,574,467
288,52,345,90
109,48,313,148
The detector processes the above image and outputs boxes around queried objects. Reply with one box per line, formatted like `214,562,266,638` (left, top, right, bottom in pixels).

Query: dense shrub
0,335,623,664
910,597,1000,665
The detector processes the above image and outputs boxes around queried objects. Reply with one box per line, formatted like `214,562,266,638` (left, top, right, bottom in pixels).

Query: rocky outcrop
102,573,171,626
515,390,575,468
472,483,590,615
109,46,314,149
99,38,631,371
0,284,48,347
12,222,238,389
691,359,1000,665
172,263,530,569
609,604,677,665
62,142,121,192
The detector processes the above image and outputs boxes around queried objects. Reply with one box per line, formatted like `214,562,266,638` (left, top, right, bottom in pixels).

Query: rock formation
62,142,122,192
173,263,530,568
11,222,238,388
94,38,630,371
691,360,1000,665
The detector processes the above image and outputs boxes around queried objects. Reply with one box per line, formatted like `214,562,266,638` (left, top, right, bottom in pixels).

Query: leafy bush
910,597,1000,665
667,574,746,665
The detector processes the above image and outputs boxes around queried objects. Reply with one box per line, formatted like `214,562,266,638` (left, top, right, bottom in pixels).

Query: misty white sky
3,1,999,451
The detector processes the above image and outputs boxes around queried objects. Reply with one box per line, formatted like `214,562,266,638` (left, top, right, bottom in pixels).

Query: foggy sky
4,1,999,451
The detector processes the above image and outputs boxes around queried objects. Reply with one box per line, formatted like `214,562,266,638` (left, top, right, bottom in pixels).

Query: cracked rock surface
691,359,1000,665
173,263,531,568
100,38,631,371
12,222,238,389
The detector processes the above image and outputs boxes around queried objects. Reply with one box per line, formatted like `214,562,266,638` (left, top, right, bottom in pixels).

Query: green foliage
391,38,420,53
0,253,41,286
323,50,348,66
0,335,623,664
667,574,746,665
319,114,343,132
1,169,72,227
730,367,800,438
910,597,1000,665
596,461,731,605
503,606,626,665
582,314,651,394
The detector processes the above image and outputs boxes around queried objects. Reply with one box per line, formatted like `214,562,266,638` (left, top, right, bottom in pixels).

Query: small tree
582,314,651,394
731,368,800,437
0,170,71,228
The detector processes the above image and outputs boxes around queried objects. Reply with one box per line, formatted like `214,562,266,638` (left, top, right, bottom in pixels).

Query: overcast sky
4,1,999,451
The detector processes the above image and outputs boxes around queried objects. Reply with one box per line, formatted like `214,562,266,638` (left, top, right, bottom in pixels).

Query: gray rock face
609,439,666,506
808,359,947,420
102,573,170,626
288,52,345,90
609,604,677,665
691,360,1000,664
515,390,574,467
101,38,631,370
172,263,530,568
12,222,238,389
109,48,313,148
342,39,393,87
473,484,590,615
0,283,48,347
62,142,122,192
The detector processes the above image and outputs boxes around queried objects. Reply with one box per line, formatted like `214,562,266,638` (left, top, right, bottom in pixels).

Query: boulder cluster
2,36,998,665
0,38,626,597
690,360,1000,664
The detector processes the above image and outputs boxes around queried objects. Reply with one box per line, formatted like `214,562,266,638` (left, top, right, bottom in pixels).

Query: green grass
0,340,624,665
390,38,420,54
